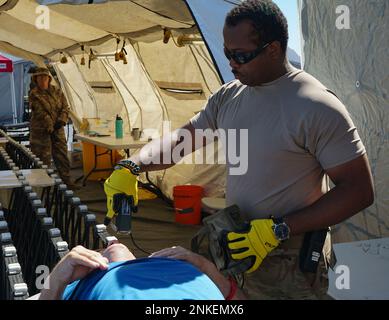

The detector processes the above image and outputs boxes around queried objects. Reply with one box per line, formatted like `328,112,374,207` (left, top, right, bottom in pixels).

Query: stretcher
0,131,117,299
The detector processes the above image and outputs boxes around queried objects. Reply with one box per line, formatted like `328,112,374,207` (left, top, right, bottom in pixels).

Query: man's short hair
225,0,289,53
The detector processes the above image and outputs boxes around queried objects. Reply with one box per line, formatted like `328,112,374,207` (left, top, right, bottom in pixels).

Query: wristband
225,276,238,300
116,159,140,175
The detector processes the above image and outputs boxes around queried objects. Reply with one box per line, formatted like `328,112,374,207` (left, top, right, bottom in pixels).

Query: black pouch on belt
299,228,329,273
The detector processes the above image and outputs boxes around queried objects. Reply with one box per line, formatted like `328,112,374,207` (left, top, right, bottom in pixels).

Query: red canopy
0,54,13,73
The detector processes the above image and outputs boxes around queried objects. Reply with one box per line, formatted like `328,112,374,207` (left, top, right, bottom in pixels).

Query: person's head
101,243,136,263
32,67,52,90
224,0,289,86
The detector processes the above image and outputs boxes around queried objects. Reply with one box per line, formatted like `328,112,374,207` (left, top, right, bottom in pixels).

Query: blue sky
273,0,301,56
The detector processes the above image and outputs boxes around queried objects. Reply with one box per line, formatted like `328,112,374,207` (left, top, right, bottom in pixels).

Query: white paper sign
328,237,389,300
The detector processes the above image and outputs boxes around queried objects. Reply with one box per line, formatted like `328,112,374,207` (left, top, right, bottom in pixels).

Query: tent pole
20,64,24,121
10,72,17,124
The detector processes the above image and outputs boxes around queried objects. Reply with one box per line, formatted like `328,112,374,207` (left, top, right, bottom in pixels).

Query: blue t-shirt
62,257,224,300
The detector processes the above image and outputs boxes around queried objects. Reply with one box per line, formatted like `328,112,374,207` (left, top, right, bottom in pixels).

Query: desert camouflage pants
243,233,334,300
30,128,71,184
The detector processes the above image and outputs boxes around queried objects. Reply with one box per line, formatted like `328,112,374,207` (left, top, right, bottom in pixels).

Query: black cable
130,233,151,255
144,172,173,206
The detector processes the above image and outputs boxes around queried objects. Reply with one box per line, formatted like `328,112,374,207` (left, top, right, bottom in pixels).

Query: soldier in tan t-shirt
122,1,374,299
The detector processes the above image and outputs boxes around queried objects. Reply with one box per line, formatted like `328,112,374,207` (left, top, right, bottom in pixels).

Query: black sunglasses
224,42,270,65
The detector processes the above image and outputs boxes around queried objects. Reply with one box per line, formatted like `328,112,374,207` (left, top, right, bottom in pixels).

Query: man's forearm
285,181,373,236
130,150,176,173
39,275,67,300
130,123,200,173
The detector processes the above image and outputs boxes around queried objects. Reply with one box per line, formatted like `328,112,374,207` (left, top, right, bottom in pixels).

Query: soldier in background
29,67,77,188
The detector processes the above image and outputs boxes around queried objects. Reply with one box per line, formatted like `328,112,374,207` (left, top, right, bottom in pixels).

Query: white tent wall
102,45,166,134
299,0,389,243
134,39,226,199
134,41,221,130
75,57,128,127
54,44,165,135
55,59,98,121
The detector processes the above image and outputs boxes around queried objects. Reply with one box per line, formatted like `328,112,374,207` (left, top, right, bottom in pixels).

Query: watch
115,159,141,175
272,217,290,241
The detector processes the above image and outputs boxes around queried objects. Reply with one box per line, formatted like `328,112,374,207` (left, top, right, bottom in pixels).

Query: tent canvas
299,0,388,243
298,0,388,300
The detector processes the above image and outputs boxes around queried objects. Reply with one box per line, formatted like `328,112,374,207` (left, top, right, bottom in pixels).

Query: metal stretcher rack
0,122,30,144
0,130,117,299
0,204,28,300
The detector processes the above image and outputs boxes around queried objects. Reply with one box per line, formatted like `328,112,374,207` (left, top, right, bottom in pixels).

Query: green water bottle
115,114,123,139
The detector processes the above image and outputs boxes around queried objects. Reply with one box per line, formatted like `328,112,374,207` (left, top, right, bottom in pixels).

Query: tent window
89,81,115,94
155,81,205,100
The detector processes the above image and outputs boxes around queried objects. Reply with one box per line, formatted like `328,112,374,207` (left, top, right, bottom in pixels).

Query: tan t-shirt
190,66,366,220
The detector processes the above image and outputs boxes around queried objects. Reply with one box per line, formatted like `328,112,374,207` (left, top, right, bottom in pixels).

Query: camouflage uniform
242,233,334,300
29,70,71,185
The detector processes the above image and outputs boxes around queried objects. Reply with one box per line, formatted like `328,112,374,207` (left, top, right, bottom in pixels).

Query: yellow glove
104,160,139,221
227,219,280,273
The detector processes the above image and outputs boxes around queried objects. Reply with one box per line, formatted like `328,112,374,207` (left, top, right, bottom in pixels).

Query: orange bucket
173,185,204,225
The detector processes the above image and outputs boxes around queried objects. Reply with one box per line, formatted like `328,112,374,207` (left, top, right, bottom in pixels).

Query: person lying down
28,243,246,300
